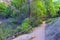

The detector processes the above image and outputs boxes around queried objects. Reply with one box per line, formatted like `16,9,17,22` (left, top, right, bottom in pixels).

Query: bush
0,2,7,14
15,18,31,33
0,2,7,11
1,6,12,17
21,18,30,31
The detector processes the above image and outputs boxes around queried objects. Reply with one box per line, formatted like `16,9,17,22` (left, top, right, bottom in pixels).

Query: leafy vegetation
0,2,7,14
0,0,60,40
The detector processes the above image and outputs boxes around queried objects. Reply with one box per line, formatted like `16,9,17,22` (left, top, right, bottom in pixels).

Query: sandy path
30,21,46,40
12,21,46,40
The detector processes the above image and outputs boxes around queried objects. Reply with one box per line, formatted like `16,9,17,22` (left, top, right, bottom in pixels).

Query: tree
44,0,57,17
30,0,47,26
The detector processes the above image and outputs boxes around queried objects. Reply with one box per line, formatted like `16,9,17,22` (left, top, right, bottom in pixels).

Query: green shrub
0,2,7,14
1,6,11,17
11,10,17,17
15,18,31,33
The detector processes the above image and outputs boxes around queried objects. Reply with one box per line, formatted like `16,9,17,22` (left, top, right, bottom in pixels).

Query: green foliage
0,28,3,40
11,10,17,17
0,27,12,36
53,0,60,12
30,0,47,26
11,0,26,8
0,2,7,13
0,0,60,39
21,18,30,31
9,0,28,17
45,0,57,17
30,0,59,26
0,26,13,40
1,6,11,17
16,18,31,33
31,0,47,17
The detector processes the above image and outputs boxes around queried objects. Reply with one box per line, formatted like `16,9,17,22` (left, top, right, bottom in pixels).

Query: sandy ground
30,21,46,40
12,21,46,40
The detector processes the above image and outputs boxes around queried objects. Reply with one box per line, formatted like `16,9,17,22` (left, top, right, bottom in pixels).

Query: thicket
0,0,60,40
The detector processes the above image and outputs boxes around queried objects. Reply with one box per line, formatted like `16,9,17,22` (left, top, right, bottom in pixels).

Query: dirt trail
30,21,46,40
12,21,46,40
